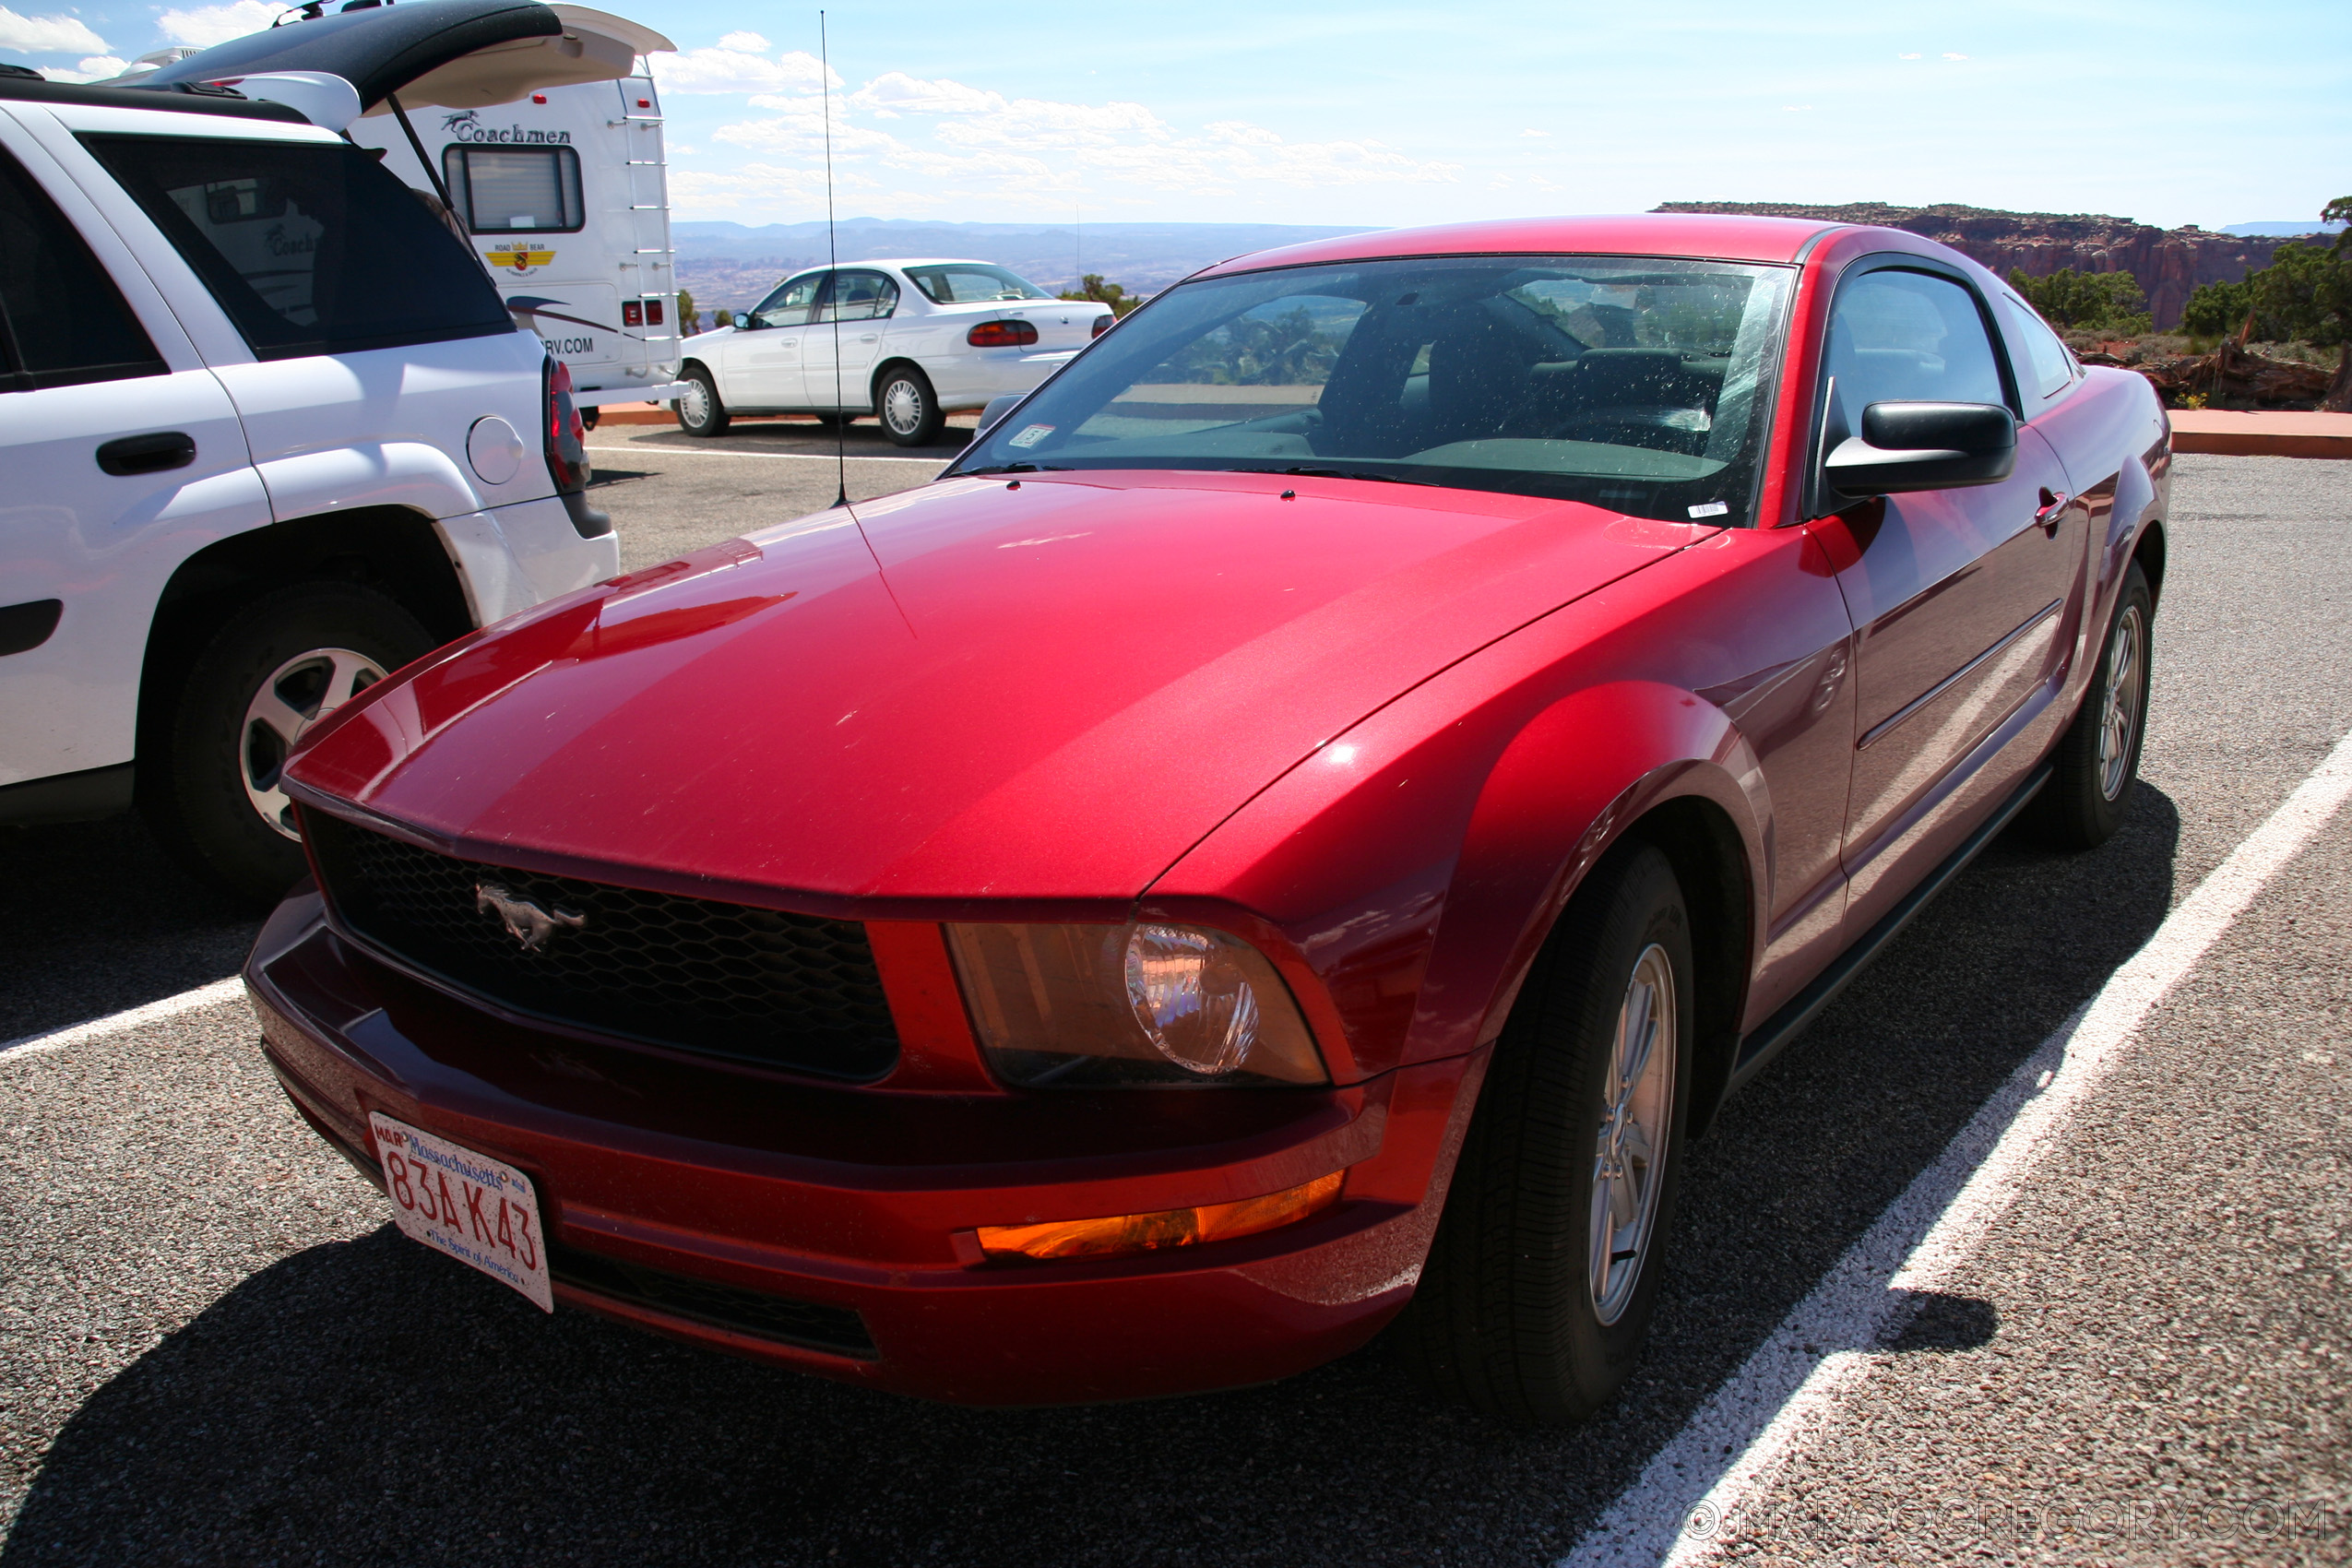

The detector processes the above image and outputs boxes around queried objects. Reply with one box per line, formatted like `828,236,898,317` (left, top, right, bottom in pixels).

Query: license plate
369,1112,552,1313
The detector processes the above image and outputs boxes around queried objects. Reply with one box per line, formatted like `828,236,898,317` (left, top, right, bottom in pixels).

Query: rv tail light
1091,315,1113,339
647,299,664,325
622,302,644,327
966,319,1039,349
531,92,547,104
973,1172,1344,1262
541,356,590,495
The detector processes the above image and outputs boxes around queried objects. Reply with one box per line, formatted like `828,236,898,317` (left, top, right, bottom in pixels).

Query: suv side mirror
1823,400,2016,499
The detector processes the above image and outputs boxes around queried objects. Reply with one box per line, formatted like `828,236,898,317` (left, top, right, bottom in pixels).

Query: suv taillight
967,319,1039,348
1091,315,1113,339
543,357,589,494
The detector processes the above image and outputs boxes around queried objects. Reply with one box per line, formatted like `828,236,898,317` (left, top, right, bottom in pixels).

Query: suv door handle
96,432,196,476
2035,488,2070,534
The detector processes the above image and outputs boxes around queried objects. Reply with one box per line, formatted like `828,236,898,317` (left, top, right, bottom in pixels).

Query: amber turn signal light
976,1171,1344,1262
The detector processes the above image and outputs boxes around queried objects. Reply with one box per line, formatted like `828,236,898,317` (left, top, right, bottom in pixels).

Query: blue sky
8,0,2346,230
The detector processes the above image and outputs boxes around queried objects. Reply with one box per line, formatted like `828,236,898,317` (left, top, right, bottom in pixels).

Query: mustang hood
289,472,1710,907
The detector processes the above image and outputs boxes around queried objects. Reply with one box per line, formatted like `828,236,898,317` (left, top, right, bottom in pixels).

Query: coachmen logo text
442,110,572,145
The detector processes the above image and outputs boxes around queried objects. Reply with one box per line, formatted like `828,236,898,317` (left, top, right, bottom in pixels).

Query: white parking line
585,444,949,464
1562,726,2352,1568
0,977,250,1060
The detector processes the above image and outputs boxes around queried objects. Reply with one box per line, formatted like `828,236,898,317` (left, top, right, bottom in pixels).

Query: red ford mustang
246,214,2167,1421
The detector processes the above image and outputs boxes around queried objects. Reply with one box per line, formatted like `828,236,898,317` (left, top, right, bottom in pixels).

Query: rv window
442,145,585,234
83,135,512,361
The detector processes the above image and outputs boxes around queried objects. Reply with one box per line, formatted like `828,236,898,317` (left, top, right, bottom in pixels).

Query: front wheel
673,365,730,437
2029,561,2153,850
875,365,944,446
1398,842,1696,1423
147,581,432,905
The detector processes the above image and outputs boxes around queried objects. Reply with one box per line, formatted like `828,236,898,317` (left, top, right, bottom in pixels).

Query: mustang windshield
951,255,1795,524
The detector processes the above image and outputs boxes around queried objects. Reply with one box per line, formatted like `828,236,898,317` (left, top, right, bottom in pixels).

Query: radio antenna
820,10,848,510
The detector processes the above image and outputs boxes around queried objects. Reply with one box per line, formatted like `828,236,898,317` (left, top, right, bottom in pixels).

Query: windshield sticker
1007,424,1054,448
1688,501,1730,519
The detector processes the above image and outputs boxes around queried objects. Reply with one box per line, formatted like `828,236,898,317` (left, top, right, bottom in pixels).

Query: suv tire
1398,841,1696,1423
675,365,730,437
876,364,944,446
148,580,433,905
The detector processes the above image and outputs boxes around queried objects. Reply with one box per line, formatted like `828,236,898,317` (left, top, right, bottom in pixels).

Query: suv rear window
0,148,165,391
81,134,513,360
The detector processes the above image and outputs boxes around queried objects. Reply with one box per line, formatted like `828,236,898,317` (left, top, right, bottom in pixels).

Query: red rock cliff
1657,202,2326,329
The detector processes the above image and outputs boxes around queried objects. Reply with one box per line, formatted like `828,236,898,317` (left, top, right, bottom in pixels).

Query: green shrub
2008,267,2153,335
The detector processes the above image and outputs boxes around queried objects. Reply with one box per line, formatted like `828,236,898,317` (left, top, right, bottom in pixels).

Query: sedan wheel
1399,842,1695,1423
674,366,731,437
877,366,944,446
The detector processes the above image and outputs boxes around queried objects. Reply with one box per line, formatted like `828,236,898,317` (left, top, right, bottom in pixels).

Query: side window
0,148,165,392
1822,267,2008,434
819,270,898,322
749,272,824,329
440,145,585,234
1998,291,2076,401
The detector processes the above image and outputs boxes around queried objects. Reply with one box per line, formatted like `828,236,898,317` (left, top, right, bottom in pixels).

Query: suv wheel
1398,842,1696,1423
876,365,944,446
148,581,432,905
675,366,730,437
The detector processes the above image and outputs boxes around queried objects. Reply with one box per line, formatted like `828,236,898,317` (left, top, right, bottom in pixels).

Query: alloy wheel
241,647,386,838
2097,604,2144,802
680,376,711,427
1590,941,1677,1324
883,377,924,438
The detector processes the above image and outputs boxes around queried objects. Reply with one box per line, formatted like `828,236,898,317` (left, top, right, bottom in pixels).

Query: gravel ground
0,456,2346,1567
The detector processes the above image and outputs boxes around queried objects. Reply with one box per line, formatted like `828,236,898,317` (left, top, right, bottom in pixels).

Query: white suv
0,72,616,900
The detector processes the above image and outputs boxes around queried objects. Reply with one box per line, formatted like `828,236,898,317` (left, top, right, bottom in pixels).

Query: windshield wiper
959,461,1071,477
1269,465,1443,488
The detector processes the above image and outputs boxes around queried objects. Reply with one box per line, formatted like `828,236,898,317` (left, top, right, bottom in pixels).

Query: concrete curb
2168,410,2352,458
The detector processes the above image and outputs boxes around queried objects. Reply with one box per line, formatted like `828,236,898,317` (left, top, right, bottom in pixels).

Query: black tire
1397,841,1696,1424
875,364,944,446
146,581,433,906
674,364,730,437
2028,561,2153,851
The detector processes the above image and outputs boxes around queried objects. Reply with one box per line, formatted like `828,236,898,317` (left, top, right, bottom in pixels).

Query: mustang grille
304,814,899,1079
548,1241,877,1359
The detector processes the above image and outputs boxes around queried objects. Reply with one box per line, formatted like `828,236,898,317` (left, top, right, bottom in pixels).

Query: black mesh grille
306,814,898,1079
549,1241,876,1359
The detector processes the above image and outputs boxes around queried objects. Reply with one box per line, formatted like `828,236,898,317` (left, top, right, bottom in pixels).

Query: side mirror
975,394,1025,440
1823,401,2016,498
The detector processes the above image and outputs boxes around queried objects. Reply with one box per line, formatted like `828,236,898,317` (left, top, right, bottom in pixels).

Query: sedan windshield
905,263,1051,304
950,255,1795,524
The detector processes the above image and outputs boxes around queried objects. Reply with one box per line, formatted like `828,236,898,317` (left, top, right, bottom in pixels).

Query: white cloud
1942,52,1968,59
1898,52,1922,59
1520,128,1550,137
40,53,127,81
157,0,279,46
651,43,835,95
0,6,105,54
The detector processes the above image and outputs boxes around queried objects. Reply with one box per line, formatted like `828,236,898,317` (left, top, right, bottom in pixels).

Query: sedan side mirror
976,394,1025,440
1823,400,2016,499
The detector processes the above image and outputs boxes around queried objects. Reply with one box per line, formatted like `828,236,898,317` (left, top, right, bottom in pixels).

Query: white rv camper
109,5,682,416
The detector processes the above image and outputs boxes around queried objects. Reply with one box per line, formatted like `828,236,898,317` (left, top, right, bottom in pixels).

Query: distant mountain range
671,218,1374,312
2223,220,2347,237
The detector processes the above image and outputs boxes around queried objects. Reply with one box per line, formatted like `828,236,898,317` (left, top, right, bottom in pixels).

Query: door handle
96,432,196,476
2035,488,2070,534
860,333,878,343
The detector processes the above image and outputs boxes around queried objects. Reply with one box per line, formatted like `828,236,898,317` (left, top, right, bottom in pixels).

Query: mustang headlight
944,921,1327,1087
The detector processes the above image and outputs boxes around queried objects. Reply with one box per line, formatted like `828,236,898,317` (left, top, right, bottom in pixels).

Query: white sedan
675,259,1114,445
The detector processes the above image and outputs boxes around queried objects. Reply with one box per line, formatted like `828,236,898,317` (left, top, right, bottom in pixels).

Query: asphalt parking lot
2,454,2346,1566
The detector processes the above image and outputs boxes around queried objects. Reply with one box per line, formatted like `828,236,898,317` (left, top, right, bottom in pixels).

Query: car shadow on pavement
0,815,261,1043
2,787,2180,1568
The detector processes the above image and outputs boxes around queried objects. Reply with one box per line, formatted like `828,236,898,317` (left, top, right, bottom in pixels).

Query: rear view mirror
975,394,1025,440
1823,400,2016,498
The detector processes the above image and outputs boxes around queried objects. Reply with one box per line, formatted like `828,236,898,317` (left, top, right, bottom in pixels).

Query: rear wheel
2029,561,2153,850
147,581,432,905
1398,842,1695,1423
674,365,730,437
876,364,944,446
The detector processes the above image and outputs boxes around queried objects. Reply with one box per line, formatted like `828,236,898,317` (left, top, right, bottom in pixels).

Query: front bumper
244,888,1486,1406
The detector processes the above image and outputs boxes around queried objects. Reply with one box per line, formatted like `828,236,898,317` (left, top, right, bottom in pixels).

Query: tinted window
1998,290,2076,400
84,135,513,361
750,272,823,329
951,255,1795,526
818,270,898,322
1823,268,2008,433
443,145,584,233
0,148,164,392
903,263,1050,304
